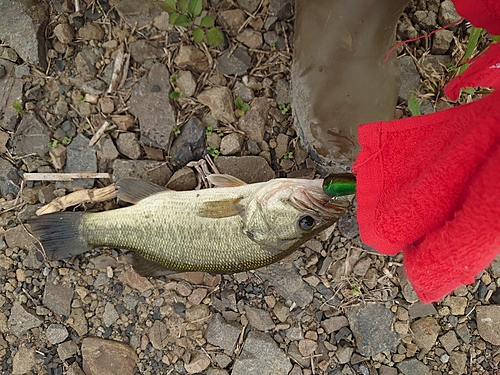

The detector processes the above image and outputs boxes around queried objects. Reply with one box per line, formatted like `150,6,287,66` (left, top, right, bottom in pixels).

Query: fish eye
298,215,315,231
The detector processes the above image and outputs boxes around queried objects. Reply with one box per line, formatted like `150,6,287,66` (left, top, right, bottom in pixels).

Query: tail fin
29,212,91,260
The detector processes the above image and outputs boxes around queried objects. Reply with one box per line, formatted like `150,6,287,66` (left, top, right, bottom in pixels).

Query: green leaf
188,0,203,17
159,0,176,13
458,27,484,75
200,15,214,28
462,87,476,95
12,100,23,114
174,14,192,27
408,93,421,116
193,28,204,43
178,0,189,13
235,97,244,108
169,12,179,24
205,27,225,46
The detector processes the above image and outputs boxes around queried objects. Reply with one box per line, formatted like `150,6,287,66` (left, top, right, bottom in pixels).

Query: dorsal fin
116,178,167,204
207,174,247,188
198,197,244,218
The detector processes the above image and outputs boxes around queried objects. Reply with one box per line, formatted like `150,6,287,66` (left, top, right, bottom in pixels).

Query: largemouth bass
29,175,349,276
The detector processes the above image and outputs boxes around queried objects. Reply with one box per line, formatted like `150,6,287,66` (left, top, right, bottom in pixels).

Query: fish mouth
289,185,349,220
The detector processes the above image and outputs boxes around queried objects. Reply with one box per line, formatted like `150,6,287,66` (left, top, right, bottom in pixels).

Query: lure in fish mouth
29,175,352,276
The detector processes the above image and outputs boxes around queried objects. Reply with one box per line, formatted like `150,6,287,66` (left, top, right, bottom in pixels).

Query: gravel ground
1,0,500,374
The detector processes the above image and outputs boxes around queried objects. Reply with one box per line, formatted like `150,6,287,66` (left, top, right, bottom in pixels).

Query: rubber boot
292,0,409,166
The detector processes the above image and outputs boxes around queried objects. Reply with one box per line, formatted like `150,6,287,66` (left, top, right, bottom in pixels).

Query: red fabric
353,1,500,303
453,0,500,35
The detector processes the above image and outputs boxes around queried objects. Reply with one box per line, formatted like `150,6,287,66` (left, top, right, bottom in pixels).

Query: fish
322,173,356,197
29,175,349,276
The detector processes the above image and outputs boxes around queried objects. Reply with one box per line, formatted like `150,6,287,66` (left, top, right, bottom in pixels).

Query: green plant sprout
62,136,72,145
408,93,421,116
235,97,250,116
217,130,224,137
12,100,23,114
49,139,59,148
269,42,277,51
78,94,85,103
205,126,213,136
173,125,181,136
283,151,293,159
159,0,224,46
350,283,360,297
83,123,91,130
170,87,183,99
207,145,220,158
279,103,291,115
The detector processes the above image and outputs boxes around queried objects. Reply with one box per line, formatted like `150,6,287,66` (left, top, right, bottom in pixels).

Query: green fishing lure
322,173,356,197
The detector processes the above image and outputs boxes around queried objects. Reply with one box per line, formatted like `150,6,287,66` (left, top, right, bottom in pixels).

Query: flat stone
413,10,437,29
53,23,74,44
12,111,50,157
232,331,291,375
431,30,454,54
398,55,420,102
0,0,48,68
220,132,244,155
335,346,354,364
43,282,74,317
185,352,211,374
128,62,176,150
98,137,119,160
237,0,261,12
438,0,461,25
337,214,359,239
69,307,89,336
82,337,138,375
411,317,441,354
298,338,318,357
5,223,38,252
166,167,197,191
8,302,43,338
115,0,161,29
67,363,86,375
449,351,467,374
321,316,349,334
82,79,107,95
129,39,163,64
117,132,141,159
0,158,20,198
103,303,119,327
176,70,197,97
396,359,429,375
476,305,500,345
174,45,209,71
238,97,269,141
119,268,154,293
57,340,78,361
408,301,437,318
244,306,276,331
77,22,105,40
205,313,242,352
0,59,23,131
113,159,172,186
198,86,236,124
45,324,69,344
99,97,115,114
170,117,206,167
75,47,99,79
233,81,255,103
347,304,400,357
64,133,97,189
237,29,263,49
439,330,459,355
443,296,468,315
12,345,36,375
217,46,252,76
219,9,246,36
256,262,313,308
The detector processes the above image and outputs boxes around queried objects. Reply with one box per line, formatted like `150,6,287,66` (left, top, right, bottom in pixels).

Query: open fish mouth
289,186,349,221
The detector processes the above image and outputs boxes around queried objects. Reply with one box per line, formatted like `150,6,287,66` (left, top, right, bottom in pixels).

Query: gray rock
431,30,454,55
398,56,420,102
53,121,77,141
117,132,141,160
274,133,290,160
205,313,242,352
396,359,429,375
238,97,269,142
0,47,18,62
57,340,78,361
69,308,88,336
174,45,209,71
263,31,279,45
103,302,119,327
256,262,313,308
438,0,461,26
476,305,500,345
45,324,69,344
0,0,48,68
82,79,107,95
220,133,244,155
233,81,255,102
232,331,292,375
449,351,467,374
236,29,263,49
166,167,197,191
98,137,120,160
335,346,354,364
115,0,161,29
12,345,36,375
237,0,261,12
129,39,164,64
413,10,437,29
411,317,440,354
64,133,97,190
0,60,23,131
337,214,359,239
439,330,459,355
217,46,252,76
75,47,99,79
43,282,74,317
82,337,139,375
170,117,206,167
8,302,43,338
113,159,173,186
321,316,349,334
176,70,197,97
379,365,398,375
77,22,105,40
218,9,246,36
215,155,275,183
268,0,293,20
198,86,236,124
53,23,74,44
398,19,418,41
244,306,276,331
408,301,437,318
128,62,176,150
275,79,290,106
0,158,20,198
12,111,50,157
347,304,400,357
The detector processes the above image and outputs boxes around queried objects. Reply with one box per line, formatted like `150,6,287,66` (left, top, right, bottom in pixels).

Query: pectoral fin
206,174,247,187
129,253,180,277
117,178,167,204
198,197,244,218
